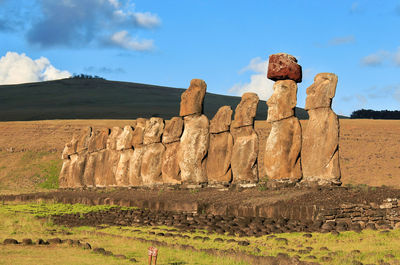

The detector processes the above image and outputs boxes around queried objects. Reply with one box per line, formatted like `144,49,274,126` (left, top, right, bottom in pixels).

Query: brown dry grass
0,119,399,192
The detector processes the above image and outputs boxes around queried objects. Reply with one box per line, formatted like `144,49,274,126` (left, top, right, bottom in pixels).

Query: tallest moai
264,53,302,185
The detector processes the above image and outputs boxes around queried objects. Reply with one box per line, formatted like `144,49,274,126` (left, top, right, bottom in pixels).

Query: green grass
0,202,135,217
0,204,249,265
2,202,400,264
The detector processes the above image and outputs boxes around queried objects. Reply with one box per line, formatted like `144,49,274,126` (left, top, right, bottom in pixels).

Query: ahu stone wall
59,53,342,188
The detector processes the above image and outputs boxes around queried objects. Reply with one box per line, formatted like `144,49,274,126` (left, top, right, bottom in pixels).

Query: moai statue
207,106,234,185
264,53,302,184
140,117,165,186
93,126,122,187
177,79,210,185
301,73,341,185
59,127,92,188
114,126,135,186
230,93,259,185
83,128,109,187
162,117,183,184
128,118,147,186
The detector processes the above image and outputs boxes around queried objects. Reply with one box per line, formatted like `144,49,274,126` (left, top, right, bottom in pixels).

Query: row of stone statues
59,53,341,188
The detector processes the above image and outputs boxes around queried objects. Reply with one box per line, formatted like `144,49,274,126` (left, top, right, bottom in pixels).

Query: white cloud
110,30,154,51
0,52,71,85
229,57,274,100
361,50,389,66
133,12,161,28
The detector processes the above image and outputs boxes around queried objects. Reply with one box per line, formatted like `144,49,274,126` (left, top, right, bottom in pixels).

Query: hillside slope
0,78,310,121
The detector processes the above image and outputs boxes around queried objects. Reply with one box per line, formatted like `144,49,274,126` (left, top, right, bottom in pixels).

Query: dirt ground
0,118,399,188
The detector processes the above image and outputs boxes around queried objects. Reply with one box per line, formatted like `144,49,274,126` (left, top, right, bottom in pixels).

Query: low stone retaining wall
3,191,400,232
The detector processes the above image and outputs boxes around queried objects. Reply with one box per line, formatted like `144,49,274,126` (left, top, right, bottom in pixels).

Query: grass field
1,202,400,265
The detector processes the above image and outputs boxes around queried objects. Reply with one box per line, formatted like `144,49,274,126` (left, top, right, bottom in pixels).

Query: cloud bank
229,57,274,101
0,52,71,85
1,0,160,51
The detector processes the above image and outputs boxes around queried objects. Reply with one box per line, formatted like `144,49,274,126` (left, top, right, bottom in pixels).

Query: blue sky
0,0,400,116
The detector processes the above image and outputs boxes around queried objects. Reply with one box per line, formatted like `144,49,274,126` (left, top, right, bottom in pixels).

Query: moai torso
301,73,341,185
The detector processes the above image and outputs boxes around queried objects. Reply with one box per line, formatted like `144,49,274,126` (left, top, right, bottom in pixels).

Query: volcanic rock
115,149,134,186
131,118,147,148
94,150,119,187
264,116,302,181
143,117,164,145
106,127,123,150
231,126,258,183
116,126,134,151
267,80,297,122
141,143,165,185
61,135,78,159
179,79,207,117
207,132,233,184
128,146,145,186
210,106,233,133
231,93,259,128
162,117,183,144
178,114,209,183
88,128,109,153
76,127,92,153
82,152,96,187
162,141,181,184
302,102,340,184
267,53,302,83
68,153,87,187
305,73,338,110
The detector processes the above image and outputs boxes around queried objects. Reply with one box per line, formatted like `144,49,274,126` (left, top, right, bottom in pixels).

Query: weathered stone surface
207,132,233,183
302,108,340,184
59,159,70,188
179,79,207,117
132,118,147,147
267,80,297,122
178,115,209,183
82,152,96,187
210,106,233,133
88,128,109,153
162,117,183,144
115,149,134,186
94,150,119,187
76,127,92,153
231,126,258,183
162,142,181,184
128,146,145,186
141,143,165,185
231,93,259,128
68,153,87,187
61,135,78,159
116,126,134,151
106,127,123,150
305,73,338,110
143,117,164,145
264,117,302,182
267,53,302,83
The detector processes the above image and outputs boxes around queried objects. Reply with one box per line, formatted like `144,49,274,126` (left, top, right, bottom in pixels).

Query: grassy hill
0,78,310,121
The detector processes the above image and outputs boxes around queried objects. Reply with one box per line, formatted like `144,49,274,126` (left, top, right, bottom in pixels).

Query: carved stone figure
302,73,341,185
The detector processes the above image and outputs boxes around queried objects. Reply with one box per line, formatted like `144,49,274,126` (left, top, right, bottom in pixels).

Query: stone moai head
305,73,338,110
231,92,259,128
267,80,297,122
179,79,207,117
